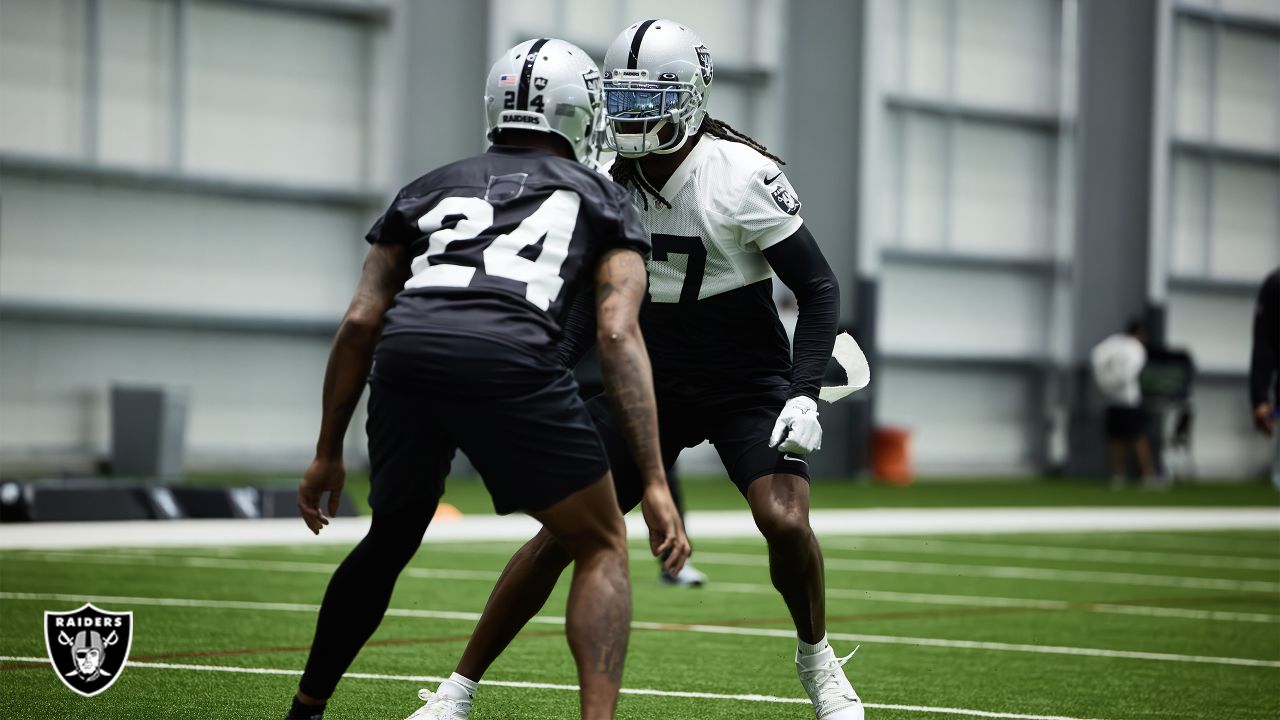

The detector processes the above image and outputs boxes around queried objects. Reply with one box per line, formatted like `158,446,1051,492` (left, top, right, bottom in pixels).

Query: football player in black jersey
284,39,689,720
421,21,863,720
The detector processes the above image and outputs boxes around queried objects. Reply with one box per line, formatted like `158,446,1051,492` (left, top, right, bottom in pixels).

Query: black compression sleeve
1249,269,1279,407
556,286,598,369
762,224,840,402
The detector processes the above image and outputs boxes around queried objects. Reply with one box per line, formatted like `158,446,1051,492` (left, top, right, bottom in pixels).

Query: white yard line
777,536,1280,571
9,550,1277,624
397,544,1280,623
2,507,1279,550
156,536,1268,595
1079,531,1280,554
2,591,1276,668
713,583,1280,624
0,654,1109,720
691,552,1280,593
3,550,502,582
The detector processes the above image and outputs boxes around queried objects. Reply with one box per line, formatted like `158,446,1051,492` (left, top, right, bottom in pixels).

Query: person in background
1249,267,1279,489
1091,320,1158,487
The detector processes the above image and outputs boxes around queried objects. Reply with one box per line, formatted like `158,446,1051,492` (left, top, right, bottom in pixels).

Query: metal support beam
881,247,1058,274
1171,138,1280,166
83,0,101,161
884,93,1064,131
1174,0,1280,35
785,0,865,478
171,0,188,171
1068,0,1161,477
0,153,385,208
0,300,338,337
209,0,393,23
398,0,490,181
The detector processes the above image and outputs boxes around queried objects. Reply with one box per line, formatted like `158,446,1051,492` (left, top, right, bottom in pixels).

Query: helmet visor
605,86,681,119
603,80,699,155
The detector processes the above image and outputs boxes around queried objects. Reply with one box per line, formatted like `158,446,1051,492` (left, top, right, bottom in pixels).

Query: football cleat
659,561,708,587
405,688,471,720
797,646,864,720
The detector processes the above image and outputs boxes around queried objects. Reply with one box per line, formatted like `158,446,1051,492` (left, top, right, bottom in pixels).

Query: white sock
798,634,831,656
438,673,478,700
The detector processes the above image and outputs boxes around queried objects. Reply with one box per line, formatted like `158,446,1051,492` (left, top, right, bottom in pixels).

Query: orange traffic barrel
872,426,913,485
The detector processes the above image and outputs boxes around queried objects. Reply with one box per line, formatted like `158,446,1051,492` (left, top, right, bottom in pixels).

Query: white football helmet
602,20,713,157
485,38,603,164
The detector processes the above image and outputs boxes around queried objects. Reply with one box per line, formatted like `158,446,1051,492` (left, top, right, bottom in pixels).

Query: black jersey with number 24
366,145,650,353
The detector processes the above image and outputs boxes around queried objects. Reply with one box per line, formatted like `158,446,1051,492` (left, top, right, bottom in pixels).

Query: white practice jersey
639,135,804,303
622,135,807,405
1091,333,1147,407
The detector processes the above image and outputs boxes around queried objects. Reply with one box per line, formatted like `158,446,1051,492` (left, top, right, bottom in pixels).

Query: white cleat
405,688,471,720
659,562,708,586
797,647,864,720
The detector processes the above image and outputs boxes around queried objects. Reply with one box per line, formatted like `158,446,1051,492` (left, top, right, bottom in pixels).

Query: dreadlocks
609,115,785,211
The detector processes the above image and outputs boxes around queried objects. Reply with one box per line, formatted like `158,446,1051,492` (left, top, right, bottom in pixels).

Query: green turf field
2,516,1278,718
187,473,1280,516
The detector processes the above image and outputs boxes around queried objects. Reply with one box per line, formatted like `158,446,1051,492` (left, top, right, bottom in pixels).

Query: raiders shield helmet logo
694,44,713,85
44,603,133,697
771,185,801,216
533,76,549,91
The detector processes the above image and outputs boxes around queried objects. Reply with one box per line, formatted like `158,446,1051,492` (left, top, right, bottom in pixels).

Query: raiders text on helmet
484,38,603,164
602,20,713,157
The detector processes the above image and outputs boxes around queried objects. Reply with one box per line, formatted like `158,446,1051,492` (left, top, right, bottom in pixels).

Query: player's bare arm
299,243,409,534
594,247,691,573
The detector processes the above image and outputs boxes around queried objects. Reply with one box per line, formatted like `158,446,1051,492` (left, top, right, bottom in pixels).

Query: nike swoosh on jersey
783,454,808,465
764,172,783,185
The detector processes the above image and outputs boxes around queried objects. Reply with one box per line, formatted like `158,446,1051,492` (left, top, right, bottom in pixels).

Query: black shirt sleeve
1250,268,1280,407
762,224,840,402
365,192,417,246
606,186,652,256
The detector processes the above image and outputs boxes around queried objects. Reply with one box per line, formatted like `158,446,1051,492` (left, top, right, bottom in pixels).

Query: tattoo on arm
315,244,409,458
594,249,664,484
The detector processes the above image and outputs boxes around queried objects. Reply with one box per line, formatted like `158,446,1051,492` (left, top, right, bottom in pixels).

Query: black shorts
1105,405,1146,441
585,391,810,512
366,333,609,516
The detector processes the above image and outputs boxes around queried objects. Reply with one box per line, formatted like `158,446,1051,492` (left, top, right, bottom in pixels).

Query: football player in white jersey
415,21,863,720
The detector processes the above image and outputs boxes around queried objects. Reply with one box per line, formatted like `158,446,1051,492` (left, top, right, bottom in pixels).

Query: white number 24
406,190,580,311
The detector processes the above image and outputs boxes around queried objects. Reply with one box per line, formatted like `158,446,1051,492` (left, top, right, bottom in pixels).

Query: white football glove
768,396,822,455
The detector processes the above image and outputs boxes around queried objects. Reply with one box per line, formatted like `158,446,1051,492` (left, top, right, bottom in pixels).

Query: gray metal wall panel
397,0,490,183
1074,0,1159,356
1068,0,1159,476
783,0,861,294
783,0,864,476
